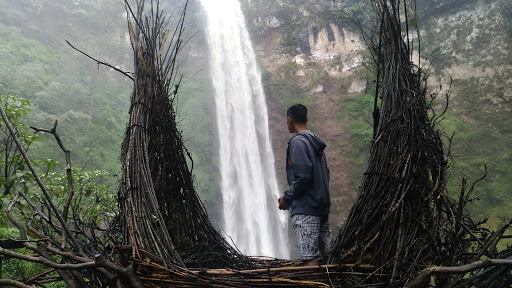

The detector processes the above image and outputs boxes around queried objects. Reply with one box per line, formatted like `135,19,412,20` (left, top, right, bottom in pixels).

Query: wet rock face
298,29,311,54
297,23,363,60
308,23,364,61
326,24,335,42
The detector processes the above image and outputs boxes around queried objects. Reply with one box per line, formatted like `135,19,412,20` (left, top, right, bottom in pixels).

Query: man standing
279,104,332,266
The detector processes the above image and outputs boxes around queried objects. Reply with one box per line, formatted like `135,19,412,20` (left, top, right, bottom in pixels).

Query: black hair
287,104,308,124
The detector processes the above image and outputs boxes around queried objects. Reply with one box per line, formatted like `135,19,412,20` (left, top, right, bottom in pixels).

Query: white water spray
200,0,289,258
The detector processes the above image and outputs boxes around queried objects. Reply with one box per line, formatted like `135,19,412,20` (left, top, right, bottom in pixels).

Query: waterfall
200,0,289,258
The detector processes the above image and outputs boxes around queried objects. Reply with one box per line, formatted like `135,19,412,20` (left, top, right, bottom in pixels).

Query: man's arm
282,141,312,206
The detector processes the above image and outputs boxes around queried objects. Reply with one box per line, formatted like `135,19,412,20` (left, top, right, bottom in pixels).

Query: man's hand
278,197,290,210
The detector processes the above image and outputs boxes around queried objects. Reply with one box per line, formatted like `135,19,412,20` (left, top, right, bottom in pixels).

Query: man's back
279,104,333,266
284,130,330,216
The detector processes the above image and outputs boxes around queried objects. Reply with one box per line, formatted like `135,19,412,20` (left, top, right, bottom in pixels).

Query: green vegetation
263,73,310,112
341,92,373,154
0,94,116,284
415,0,512,224
337,81,374,184
0,0,131,178
0,0,220,205
439,104,512,223
0,96,40,194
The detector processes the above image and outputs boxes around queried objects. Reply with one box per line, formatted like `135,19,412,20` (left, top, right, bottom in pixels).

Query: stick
405,258,512,288
65,40,134,81
31,120,74,249
128,21,148,72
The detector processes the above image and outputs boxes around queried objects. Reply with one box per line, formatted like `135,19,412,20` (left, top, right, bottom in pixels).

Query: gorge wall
241,0,368,231
237,0,512,231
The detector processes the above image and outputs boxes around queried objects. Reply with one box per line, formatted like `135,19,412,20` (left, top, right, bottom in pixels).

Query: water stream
200,0,289,259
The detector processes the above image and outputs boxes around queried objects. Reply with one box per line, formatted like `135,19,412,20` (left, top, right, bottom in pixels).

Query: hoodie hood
294,130,327,156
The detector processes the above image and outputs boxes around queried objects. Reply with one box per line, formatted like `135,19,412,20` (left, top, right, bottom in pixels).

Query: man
279,104,332,266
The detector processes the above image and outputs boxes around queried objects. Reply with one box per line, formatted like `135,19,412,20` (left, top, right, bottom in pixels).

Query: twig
0,246,95,270
65,40,134,81
190,265,344,275
455,176,467,233
26,269,56,285
31,120,75,249
473,217,512,261
405,258,512,288
6,181,27,239
0,238,49,249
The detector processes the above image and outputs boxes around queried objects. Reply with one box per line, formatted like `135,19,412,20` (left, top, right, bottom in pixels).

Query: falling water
200,0,289,258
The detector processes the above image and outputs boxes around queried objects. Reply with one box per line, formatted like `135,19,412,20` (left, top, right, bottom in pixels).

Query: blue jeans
291,214,333,261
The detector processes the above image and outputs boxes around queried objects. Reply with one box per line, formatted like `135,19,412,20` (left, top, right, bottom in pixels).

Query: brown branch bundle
332,1,450,277
118,0,251,269
330,1,512,287
131,251,383,288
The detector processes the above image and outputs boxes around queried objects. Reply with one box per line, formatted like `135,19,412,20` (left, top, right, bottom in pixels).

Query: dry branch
405,258,512,288
0,279,35,288
31,120,74,248
65,40,134,81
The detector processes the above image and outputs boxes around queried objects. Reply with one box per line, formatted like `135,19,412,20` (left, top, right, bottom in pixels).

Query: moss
281,62,299,75
311,70,327,86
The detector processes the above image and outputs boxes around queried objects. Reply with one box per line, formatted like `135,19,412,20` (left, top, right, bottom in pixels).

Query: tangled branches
331,0,450,277
118,0,251,269
0,110,140,286
330,0,512,286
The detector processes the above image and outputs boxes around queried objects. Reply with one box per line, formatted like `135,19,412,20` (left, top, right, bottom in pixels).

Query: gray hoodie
283,130,330,216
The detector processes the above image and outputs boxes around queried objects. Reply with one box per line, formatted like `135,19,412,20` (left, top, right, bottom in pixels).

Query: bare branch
65,40,134,81
0,246,95,270
0,279,35,288
405,258,512,288
31,120,75,248
7,180,27,239
473,217,512,261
